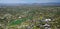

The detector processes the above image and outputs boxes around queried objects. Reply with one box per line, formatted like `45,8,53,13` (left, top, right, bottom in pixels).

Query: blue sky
0,0,60,4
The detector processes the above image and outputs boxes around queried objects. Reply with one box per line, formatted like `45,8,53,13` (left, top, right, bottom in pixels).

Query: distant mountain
31,2,60,6
0,2,60,7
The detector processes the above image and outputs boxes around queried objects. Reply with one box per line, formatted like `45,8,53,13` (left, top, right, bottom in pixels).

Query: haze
0,0,60,4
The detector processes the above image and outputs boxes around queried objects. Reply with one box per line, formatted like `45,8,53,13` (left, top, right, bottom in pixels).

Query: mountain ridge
0,2,60,6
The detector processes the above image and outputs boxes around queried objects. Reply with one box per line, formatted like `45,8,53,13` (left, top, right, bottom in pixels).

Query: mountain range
0,2,60,6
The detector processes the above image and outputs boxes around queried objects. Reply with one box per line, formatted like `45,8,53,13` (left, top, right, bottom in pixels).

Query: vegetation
0,6,60,29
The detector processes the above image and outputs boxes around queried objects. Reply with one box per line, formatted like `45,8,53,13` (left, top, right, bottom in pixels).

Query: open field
0,6,60,29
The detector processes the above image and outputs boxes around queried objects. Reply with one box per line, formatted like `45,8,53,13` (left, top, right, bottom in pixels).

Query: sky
0,0,60,4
